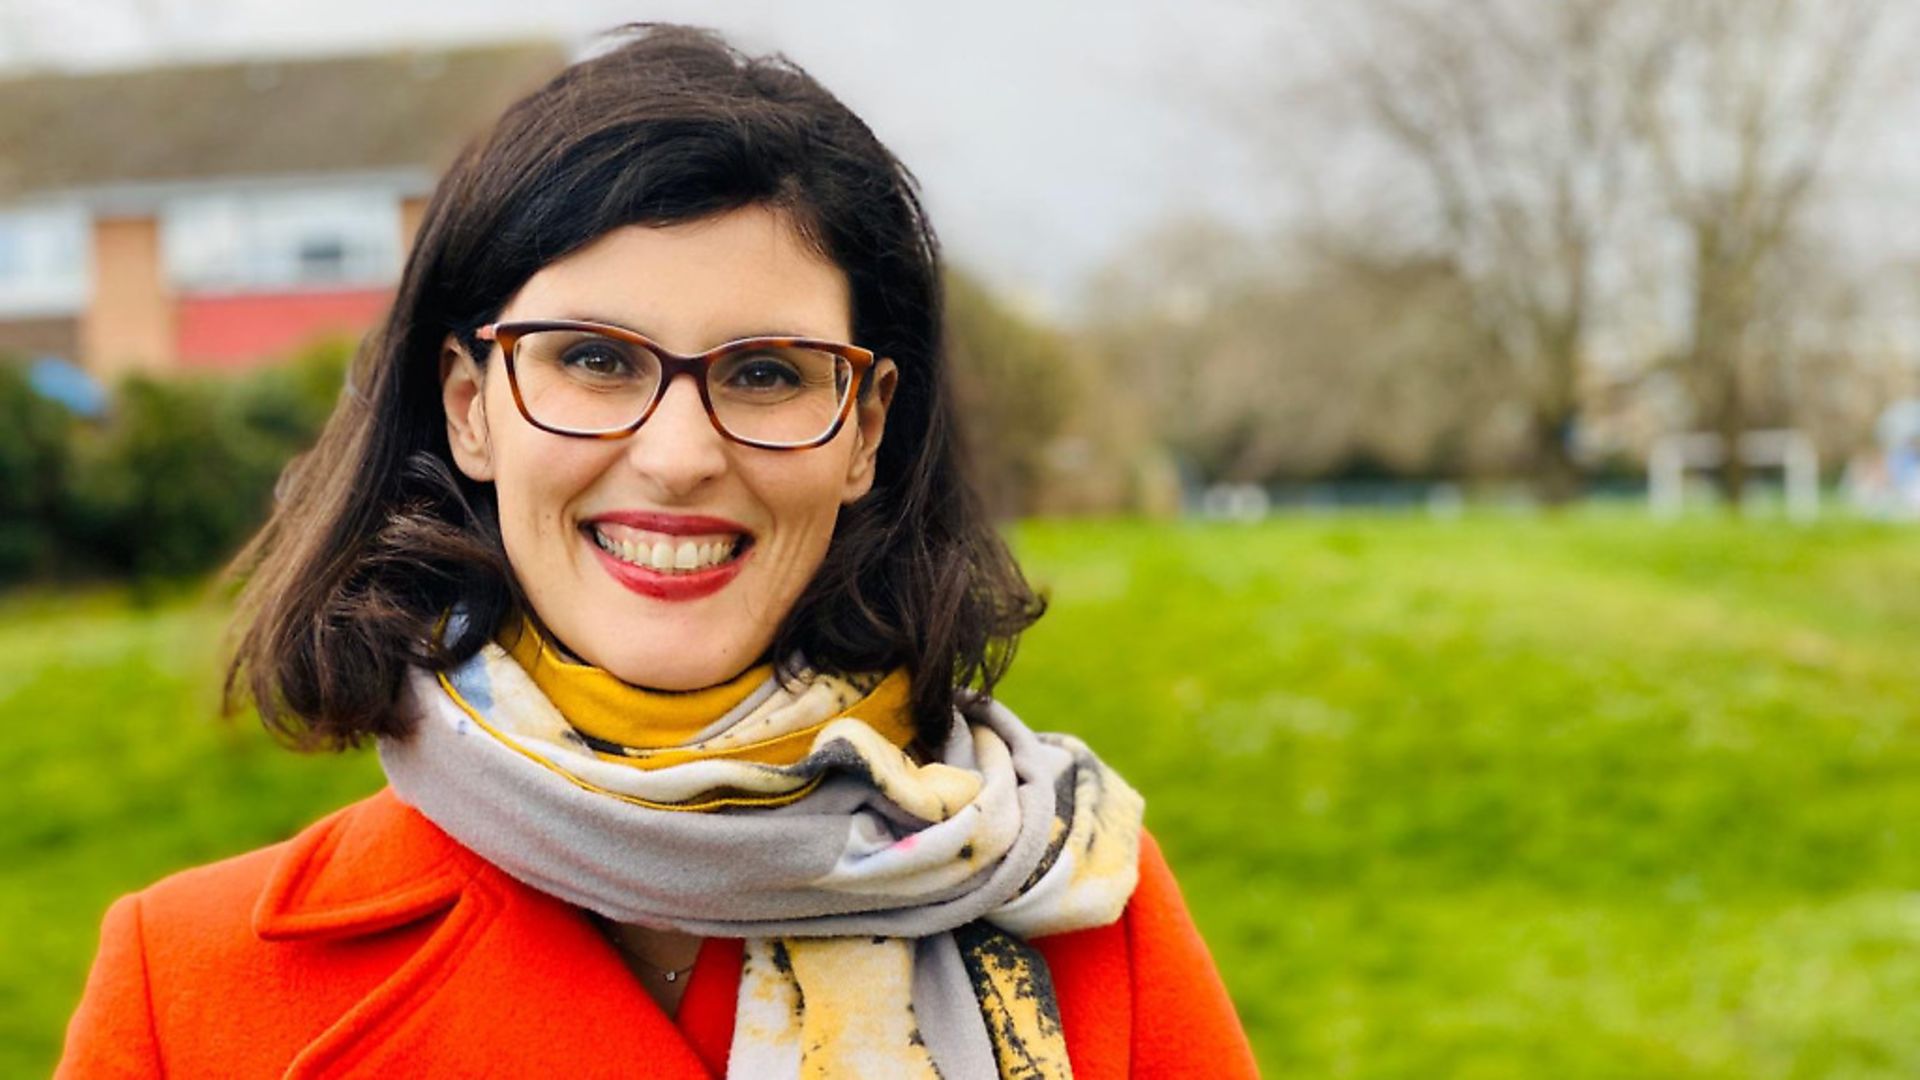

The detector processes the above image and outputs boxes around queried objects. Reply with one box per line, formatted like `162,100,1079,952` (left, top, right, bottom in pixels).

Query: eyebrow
551,311,826,345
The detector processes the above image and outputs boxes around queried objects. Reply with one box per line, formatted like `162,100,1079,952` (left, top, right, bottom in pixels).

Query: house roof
0,42,569,200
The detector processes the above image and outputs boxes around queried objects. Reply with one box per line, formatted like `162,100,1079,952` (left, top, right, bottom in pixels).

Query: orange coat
58,787,1257,1078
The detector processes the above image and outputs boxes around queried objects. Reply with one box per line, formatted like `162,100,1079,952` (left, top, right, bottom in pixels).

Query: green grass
9,512,1920,1076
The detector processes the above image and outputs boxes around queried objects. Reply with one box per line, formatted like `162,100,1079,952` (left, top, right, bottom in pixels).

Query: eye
725,354,805,392
559,340,637,379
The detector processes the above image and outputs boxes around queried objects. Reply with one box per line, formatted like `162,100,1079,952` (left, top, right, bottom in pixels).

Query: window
162,188,402,292
0,205,89,318
297,236,349,281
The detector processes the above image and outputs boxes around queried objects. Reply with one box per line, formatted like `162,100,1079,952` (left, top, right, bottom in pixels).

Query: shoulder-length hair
221,23,1044,750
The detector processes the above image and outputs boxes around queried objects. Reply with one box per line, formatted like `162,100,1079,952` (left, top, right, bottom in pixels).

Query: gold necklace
593,915,699,983
640,956,696,983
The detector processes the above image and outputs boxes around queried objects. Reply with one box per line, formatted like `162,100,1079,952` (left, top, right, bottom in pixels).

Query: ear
440,334,495,482
841,358,898,504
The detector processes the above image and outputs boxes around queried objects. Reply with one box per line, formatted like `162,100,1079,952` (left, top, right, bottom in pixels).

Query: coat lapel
252,788,718,1079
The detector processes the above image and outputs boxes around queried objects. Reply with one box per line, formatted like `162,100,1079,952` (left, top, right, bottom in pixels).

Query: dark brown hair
220,23,1045,749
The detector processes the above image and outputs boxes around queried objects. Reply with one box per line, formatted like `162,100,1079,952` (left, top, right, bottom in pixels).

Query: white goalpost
1647,429,1820,521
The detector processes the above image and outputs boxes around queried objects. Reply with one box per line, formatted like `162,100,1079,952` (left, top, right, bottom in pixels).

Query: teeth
591,526,741,574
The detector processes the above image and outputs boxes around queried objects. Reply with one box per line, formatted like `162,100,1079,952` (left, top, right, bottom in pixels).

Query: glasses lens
708,345,853,446
512,329,661,433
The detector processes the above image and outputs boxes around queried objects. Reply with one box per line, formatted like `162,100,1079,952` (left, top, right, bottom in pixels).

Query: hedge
0,339,351,587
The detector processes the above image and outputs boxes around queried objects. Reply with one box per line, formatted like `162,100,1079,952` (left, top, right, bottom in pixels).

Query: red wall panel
175,288,393,369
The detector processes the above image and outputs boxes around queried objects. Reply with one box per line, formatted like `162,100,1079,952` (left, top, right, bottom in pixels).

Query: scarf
377,608,1145,1079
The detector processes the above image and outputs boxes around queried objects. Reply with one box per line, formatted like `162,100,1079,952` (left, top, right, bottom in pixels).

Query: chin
599,640,765,691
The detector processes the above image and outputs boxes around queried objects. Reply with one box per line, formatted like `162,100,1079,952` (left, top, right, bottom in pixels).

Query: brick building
0,43,565,379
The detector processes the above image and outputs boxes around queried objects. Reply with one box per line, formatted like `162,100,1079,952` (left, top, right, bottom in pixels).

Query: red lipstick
587,511,750,535
581,512,753,602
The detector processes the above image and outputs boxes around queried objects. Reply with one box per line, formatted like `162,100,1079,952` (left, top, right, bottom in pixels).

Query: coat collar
252,786,484,941
248,787,727,1079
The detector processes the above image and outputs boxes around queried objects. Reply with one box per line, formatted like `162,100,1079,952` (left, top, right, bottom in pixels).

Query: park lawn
6,512,1920,1077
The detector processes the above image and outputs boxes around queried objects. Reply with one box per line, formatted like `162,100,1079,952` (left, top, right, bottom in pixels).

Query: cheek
748,453,854,566
489,427,601,553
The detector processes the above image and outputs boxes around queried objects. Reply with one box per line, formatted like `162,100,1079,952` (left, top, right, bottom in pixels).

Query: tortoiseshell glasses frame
476,319,880,451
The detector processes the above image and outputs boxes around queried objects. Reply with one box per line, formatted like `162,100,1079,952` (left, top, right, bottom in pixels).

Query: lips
588,511,751,535
581,511,754,601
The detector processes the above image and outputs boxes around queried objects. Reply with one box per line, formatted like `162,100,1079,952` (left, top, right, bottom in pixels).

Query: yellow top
498,613,774,747
496,613,917,770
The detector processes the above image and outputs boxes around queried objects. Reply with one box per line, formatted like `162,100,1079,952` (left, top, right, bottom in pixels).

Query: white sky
0,0,1299,315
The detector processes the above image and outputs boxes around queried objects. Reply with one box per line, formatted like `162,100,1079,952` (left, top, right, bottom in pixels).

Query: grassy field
7,512,1920,1076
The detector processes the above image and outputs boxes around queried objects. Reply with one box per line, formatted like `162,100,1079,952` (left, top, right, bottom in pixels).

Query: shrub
61,340,352,581
946,271,1156,517
0,358,75,583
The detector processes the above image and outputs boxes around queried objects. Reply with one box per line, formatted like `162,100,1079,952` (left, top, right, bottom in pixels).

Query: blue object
1877,399,1920,449
25,355,107,419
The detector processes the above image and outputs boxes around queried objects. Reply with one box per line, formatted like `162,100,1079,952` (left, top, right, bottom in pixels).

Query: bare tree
1080,218,1300,484
1633,0,1889,504
1082,218,1499,486
1724,233,1911,473
1313,0,1659,501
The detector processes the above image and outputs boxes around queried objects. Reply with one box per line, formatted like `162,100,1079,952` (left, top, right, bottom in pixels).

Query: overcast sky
0,0,1302,314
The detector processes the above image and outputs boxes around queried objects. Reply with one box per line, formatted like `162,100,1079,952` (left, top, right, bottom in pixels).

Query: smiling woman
55,22,1255,1079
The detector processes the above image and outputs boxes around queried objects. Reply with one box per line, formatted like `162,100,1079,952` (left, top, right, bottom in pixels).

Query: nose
623,373,728,497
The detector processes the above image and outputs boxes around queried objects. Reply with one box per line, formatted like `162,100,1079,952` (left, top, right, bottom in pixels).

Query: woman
58,24,1256,1079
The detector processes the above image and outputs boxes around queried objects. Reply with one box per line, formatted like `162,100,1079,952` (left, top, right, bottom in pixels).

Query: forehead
501,206,853,351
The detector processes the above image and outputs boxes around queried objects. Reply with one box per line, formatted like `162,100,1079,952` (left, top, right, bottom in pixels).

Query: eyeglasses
476,319,879,450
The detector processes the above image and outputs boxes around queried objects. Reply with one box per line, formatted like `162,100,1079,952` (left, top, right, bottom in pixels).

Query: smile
581,517,755,602
589,523,746,574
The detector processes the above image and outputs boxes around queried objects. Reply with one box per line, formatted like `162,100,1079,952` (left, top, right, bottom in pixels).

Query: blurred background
6,1,1920,1075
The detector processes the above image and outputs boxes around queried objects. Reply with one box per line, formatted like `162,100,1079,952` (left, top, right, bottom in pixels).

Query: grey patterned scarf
377,611,1143,1078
